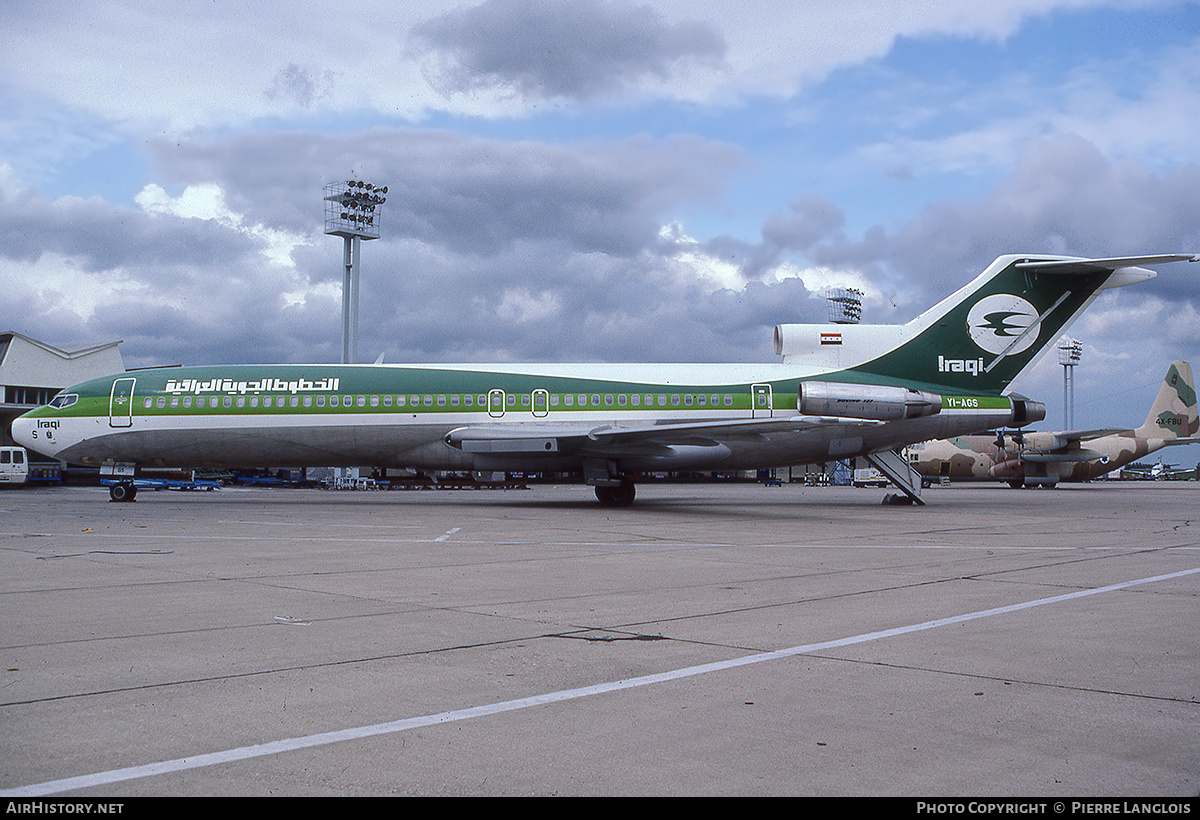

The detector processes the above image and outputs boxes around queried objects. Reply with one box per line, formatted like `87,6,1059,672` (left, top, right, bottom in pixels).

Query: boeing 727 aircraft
12,254,1196,505
910,360,1199,486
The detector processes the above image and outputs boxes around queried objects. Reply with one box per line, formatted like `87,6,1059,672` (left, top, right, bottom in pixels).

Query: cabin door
752,383,773,418
488,389,506,418
109,378,136,428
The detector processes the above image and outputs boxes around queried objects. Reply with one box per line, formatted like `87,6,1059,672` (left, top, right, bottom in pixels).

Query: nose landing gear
109,481,137,502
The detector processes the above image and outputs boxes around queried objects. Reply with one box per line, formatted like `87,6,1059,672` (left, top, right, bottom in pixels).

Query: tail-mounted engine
1008,398,1046,426
798,381,942,421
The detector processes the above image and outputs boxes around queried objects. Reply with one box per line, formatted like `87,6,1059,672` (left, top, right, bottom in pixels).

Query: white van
0,446,29,485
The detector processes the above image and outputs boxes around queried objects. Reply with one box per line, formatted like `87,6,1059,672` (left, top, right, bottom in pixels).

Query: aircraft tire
109,482,136,502
595,481,636,507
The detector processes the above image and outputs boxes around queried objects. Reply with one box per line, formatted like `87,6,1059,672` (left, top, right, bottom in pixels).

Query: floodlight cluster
826,287,864,324
336,181,387,226
1057,337,1084,366
324,179,387,237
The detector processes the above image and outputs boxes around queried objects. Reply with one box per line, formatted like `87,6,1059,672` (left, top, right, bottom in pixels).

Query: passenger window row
142,392,739,411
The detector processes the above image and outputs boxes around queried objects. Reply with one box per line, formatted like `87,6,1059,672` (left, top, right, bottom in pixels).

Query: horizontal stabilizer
1015,254,1197,275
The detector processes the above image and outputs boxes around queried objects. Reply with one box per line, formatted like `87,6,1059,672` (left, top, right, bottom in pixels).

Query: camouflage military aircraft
909,361,1199,487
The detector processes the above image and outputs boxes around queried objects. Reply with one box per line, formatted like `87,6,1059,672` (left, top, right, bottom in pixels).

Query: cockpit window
48,393,79,409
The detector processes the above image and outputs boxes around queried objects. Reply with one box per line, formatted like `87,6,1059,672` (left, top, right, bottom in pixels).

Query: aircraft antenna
324,179,387,364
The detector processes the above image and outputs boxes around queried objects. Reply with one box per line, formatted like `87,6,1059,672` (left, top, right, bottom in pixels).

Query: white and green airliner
12,253,1196,505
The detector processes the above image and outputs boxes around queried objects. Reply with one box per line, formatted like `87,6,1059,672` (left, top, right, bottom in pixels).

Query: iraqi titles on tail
12,253,1197,505
911,360,1200,487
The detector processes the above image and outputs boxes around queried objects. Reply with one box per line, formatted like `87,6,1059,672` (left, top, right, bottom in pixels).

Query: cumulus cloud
408,0,726,100
692,134,1200,321
0,178,320,367
3,127,767,367
3,1,1190,130
7,123,1196,380
882,135,1200,306
135,182,311,268
0,186,256,273
265,64,335,110
144,128,744,258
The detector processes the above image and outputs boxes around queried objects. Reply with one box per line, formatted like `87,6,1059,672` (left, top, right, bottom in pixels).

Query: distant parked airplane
909,361,1199,487
1120,458,1193,480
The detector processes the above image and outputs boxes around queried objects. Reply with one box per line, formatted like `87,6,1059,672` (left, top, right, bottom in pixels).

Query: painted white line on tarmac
5,565,1198,797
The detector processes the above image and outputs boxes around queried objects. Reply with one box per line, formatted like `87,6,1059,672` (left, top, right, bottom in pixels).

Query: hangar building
1,331,125,452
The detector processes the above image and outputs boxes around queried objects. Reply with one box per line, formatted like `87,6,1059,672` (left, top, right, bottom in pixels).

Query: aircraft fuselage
14,362,1028,475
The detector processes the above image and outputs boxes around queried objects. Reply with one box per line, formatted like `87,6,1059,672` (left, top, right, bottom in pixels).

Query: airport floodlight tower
826,287,863,324
324,180,387,364
1058,337,1083,428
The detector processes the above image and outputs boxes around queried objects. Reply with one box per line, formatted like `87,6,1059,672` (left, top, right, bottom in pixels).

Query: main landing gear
594,480,636,508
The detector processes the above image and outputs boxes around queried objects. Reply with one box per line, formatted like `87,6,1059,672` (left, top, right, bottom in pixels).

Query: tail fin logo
966,294,1039,356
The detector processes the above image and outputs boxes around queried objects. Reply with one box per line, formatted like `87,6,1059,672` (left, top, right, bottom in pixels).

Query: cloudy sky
3,0,1200,451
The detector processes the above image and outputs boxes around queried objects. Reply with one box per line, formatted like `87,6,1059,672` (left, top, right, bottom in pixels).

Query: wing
1022,431,1200,464
1048,428,1127,443
1017,427,1131,463
1018,449,1108,463
444,415,853,457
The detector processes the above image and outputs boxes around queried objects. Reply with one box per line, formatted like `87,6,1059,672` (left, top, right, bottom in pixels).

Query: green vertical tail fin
844,254,1195,394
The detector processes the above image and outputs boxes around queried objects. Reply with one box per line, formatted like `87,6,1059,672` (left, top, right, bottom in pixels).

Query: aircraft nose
11,415,33,448
11,413,56,456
